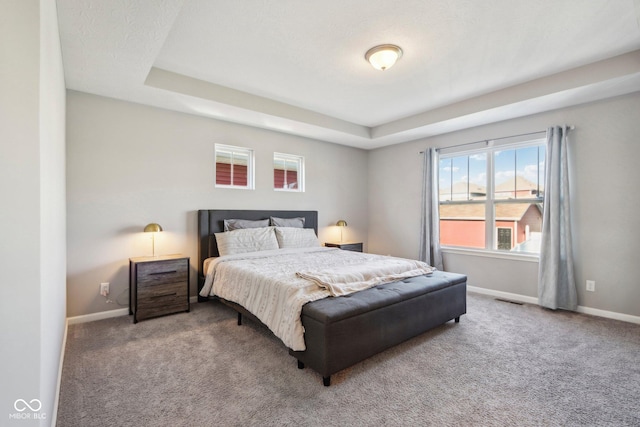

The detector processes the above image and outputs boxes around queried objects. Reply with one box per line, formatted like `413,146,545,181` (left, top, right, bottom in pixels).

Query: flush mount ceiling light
365,44,403,71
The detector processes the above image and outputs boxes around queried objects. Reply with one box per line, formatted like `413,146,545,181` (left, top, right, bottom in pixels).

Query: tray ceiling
57,0,640,149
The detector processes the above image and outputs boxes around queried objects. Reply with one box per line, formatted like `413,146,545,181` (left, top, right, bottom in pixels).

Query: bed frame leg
455,316,460,323
297,360,305,369
237,312,242,325
323,376,331,387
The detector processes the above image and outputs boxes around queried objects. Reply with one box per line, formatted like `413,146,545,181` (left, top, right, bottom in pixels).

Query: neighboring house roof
440,203,541,220
440,181,487,200
443,181,487,194
495,176,543,193
441,176,543,200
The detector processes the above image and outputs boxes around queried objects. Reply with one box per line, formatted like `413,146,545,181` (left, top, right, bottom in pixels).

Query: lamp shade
336,220,347,227
365,44,403,71
144,223,163,233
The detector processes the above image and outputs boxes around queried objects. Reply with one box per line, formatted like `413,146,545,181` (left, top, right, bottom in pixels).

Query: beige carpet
57,293,640,426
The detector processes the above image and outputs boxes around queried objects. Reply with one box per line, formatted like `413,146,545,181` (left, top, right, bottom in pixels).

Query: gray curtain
419,148,444,270
538,126,577,310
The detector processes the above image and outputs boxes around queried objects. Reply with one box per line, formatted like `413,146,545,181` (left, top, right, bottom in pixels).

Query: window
273,152,304,192
438,138,546,254
497,227,513,250
215,144,254,189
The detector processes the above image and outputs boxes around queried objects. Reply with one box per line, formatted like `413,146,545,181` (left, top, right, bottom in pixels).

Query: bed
198,209,467,386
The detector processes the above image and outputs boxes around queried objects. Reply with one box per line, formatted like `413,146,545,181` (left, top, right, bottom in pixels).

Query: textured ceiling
57,0,640,149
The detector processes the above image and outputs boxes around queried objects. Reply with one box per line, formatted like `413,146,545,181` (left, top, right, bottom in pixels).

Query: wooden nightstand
129,255,190,323
324,242,363,252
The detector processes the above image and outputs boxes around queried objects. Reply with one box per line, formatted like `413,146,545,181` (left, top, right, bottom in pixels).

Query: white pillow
275,227,320,248
215,227,279,256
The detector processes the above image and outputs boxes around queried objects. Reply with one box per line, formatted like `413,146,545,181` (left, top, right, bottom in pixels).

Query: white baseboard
67,308,130,325
467,286,640,325
66,296,201,325
575,305,640,325
51,319,68,427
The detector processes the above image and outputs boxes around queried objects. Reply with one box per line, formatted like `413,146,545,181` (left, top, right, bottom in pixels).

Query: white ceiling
56,0,640,149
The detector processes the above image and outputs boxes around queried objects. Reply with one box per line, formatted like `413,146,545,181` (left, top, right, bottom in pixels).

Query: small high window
274,153,304,192
215,144,254,189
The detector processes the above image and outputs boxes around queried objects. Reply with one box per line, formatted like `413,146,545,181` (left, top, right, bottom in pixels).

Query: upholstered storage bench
290,270,467,386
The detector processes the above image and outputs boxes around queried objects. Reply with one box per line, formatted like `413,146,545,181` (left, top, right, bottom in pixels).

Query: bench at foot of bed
290,271,467,386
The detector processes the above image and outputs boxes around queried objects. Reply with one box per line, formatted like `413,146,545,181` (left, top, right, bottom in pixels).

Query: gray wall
67,91,640,320
0,0,67,425
368,92,640,318
66,91,369,317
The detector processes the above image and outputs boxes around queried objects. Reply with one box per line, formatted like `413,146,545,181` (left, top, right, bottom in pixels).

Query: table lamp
144,223,163,256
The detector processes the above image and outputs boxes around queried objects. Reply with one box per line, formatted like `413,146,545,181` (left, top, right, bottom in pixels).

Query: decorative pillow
275,227,320,248
223,218,269,232
270,216,305,228
215,227,279,256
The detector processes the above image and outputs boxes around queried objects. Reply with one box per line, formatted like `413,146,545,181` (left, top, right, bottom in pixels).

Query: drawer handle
149,270,177,275
150,292,177,299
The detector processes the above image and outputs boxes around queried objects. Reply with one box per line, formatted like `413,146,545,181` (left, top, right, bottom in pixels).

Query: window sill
442,247,539,263
273,188,303,193
215,185,254,190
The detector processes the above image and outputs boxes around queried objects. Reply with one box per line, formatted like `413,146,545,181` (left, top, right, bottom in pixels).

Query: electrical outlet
100,282,110,297
586,280,595,292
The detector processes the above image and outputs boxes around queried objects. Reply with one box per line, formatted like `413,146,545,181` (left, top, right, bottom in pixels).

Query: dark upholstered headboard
197,209,318,298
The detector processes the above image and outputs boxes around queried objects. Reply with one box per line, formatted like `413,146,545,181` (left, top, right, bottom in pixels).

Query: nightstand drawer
138,281,187,304
137,259,188,287
137,281,188,320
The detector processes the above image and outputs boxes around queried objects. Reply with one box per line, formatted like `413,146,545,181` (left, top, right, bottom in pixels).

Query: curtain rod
419,126,575,154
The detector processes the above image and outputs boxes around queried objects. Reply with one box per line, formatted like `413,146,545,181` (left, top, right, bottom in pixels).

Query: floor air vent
495,298,524,305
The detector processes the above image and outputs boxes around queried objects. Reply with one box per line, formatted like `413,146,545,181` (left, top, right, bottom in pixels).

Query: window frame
214,144,255,190
273,152,305,192
438,137,546,256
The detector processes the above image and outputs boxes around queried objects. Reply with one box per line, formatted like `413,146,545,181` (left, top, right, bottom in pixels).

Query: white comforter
199,247,433,351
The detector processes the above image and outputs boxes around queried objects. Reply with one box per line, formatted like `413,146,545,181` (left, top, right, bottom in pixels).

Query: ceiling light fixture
365,44,403,71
